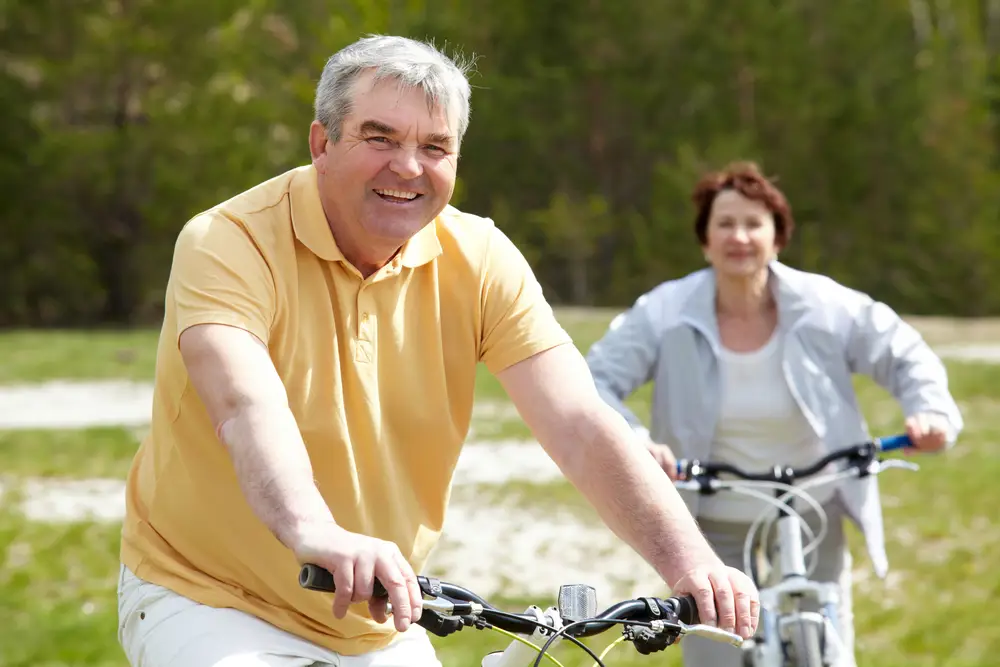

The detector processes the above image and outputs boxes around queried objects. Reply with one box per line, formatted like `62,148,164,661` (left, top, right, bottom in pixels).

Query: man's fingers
730,571,757,639
352,551,377,603
677,571,717,627
708,569,736,633
396,550,423,623
375,554,412,632
332,565,354,620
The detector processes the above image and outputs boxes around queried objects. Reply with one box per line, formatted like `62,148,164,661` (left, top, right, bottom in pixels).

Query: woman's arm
844,293,964,448
585,292,662,430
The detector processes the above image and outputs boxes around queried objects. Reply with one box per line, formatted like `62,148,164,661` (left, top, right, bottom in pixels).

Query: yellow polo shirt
120,165,572,655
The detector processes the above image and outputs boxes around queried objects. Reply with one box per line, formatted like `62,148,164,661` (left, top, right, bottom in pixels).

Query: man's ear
308,121,329,172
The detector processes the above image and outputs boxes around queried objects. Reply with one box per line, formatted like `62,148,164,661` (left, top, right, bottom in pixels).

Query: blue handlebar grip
675,459,685,478
877,434,912,451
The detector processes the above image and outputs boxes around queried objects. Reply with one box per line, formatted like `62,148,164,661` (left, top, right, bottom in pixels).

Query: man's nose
389,147,423,180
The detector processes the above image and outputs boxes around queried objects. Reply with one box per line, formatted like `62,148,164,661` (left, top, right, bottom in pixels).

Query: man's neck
328,221,400,278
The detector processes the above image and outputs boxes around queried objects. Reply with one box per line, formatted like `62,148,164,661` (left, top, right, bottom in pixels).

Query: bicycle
298,563,744,666
672,433,917,667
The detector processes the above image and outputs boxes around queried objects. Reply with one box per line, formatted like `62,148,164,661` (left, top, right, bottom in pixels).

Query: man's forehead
348,72,457,138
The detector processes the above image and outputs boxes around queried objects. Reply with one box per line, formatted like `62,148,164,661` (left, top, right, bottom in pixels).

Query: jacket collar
679,261,812,348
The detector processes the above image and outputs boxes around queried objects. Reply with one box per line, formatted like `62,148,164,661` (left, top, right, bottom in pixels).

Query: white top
697,331,836,523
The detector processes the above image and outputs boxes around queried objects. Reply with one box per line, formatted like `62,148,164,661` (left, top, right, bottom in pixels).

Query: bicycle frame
675,434,916,667
743,501,851,667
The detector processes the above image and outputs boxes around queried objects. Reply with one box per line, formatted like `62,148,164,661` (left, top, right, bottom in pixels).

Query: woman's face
703,189,779,279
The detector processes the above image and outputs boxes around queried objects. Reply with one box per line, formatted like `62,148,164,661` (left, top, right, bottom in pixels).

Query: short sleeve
478,226,573,374
168,212,276,346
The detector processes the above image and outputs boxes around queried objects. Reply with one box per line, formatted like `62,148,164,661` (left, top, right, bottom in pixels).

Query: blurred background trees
2,0,998,326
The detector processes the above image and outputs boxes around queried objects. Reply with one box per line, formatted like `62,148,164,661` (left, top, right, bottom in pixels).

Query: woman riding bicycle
584,161,963,667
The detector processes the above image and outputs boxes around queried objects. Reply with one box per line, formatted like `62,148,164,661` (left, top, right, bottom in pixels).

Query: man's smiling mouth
374,188,422,202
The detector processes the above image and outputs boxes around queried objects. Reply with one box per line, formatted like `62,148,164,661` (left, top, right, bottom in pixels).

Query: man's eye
423,145,447,156
366,136,393,146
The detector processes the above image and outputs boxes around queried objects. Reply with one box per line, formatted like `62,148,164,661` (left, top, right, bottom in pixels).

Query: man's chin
363,213,433,241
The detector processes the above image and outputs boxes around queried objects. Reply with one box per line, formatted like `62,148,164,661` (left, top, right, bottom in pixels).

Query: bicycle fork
746,514,848,666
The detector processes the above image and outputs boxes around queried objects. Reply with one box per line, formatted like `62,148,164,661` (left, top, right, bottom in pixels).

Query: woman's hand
905,412,950,452
643,439,680,480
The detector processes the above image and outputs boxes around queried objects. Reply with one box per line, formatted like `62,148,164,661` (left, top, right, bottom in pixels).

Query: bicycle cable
729,481,823,579
482,625,567,667
477,608,603,664
726,479,826,580
485,609,603,667
531,617,660,667
748,466,864,580
594,634,628,666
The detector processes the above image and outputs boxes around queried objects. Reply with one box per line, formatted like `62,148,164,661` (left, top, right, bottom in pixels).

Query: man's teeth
375,189,419,200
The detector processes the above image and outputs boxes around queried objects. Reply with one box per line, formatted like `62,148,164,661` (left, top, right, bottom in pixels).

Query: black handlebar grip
298,564,389,598
669,594,700,625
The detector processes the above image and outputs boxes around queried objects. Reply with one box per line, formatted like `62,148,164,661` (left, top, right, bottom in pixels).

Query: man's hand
672,562,760,639
291,521,423,632
905,412,950,452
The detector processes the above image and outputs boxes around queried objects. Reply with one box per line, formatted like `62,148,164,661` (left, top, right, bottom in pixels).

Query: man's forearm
552,407,720,586
217,401,335,551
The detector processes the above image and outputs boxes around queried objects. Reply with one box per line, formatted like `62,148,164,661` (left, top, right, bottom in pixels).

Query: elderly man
115,35,759,667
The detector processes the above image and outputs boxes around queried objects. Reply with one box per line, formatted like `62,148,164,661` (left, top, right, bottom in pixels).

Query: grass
0,428,141,479
1,311,999,666
0,502,123,667
0,329,160,385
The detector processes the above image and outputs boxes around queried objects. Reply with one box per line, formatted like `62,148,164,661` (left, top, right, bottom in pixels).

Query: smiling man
115,35,760,667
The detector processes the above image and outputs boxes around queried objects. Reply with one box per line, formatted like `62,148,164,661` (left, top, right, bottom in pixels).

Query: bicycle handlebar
675,433,912,482
298,563,703,638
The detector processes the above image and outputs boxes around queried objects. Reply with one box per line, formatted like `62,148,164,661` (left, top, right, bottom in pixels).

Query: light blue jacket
585,261,963,578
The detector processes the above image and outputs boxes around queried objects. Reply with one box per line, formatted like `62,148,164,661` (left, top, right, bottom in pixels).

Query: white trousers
117,565,442,667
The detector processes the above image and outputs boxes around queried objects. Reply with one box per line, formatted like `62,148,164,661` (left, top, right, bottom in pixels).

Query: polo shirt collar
290,165,442,268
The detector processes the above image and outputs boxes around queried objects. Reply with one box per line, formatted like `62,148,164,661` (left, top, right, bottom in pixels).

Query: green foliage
2,1,999,325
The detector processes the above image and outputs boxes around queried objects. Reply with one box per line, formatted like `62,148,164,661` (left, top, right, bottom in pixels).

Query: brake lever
678,622,745,647
874,458,920,473
385,597,481,617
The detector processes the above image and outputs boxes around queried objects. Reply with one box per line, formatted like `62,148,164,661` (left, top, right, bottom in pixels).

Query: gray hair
315,35,475,144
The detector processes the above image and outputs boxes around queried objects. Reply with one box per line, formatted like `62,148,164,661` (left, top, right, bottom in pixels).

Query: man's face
310,70,459,250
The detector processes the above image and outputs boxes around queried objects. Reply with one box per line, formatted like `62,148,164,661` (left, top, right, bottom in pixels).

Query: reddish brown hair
692,161,795,248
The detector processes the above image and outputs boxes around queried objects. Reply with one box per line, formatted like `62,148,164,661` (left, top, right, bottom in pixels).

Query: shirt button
361,313,369,322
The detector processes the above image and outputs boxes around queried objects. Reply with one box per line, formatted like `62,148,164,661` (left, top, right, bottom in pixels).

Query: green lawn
0,312,998,666
0,329,161,384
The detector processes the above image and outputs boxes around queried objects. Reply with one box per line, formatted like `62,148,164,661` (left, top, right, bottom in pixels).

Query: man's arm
496,342,758,638
179,324,331,551
178,322,422,630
